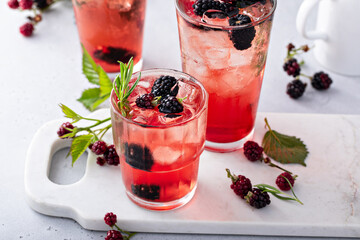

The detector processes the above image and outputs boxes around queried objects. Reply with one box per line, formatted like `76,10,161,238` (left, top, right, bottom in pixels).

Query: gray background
0,0,359,239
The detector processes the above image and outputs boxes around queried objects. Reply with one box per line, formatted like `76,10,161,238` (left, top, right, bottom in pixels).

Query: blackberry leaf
77,88,110,111
262,118,308,166
59,104,82,123
70,134,93,166
80,45,112,111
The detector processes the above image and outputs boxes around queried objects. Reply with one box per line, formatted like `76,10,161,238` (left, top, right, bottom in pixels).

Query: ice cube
228,50,249,68
106,0,134,11
153,146,181,165
241,2,270,21
201,10,229,26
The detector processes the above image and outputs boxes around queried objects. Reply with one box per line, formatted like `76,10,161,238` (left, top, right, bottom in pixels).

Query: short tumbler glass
110,69,208,210
72,0,147,73
175,0,277,152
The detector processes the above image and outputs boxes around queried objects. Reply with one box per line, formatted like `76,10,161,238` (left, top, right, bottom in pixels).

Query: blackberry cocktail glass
110,69,208,210
175,0,277,152
72,0,146,73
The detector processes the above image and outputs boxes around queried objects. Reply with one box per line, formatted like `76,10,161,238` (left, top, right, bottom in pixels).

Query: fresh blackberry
245,188,271,209
8,0,19,9
226,169,252,199
33,0,50,9
136,93,155,109
151,75,178,97
19,23,34,37
105,230,123,240
93,46,136,65
243,141,263,162
158,96,184,114
192,0,237,17
276,172,295,191
57,122,74,138
131,184,160,200
283,58,301,77
124,143,154,171
228,14,256,51
104,145,120,166
91,141,107,155
286,79,307,99
96,157,106,166
311,71,333,90
104,212,117,227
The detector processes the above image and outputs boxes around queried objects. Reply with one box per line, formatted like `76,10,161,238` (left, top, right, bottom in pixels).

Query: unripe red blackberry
104,212,117,227
91,141,107,155
276,172,295,191
226,169,252,199
8,0,19,9
96,157,106,166
243,141,263,162
19,0,33,9
57,122,74,138
19,23,34,37
105,230,123,240
104,145,119,166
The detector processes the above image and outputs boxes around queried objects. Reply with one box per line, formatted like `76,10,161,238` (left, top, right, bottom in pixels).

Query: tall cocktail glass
110,69,208,210
175,0,276,152
72,0,146,73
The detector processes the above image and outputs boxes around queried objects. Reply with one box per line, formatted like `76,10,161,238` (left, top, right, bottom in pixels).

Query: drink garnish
112,58,141,118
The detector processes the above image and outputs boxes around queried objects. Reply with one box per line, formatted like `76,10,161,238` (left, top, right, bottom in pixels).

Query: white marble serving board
25,109,360,238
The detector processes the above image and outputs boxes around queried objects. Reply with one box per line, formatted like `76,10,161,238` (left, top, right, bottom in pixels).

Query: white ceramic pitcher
296,0,360,76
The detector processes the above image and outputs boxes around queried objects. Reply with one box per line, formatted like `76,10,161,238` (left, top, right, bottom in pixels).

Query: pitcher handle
296,0,328,40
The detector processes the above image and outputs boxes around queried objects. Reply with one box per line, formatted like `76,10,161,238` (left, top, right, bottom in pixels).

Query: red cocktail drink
110,69,208,210
176,0,276,152
72,0,146,72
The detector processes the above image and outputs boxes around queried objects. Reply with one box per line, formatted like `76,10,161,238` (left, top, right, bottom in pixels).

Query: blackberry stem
114,224,137,239
226,168,238,183
300,73,312,79
263,157,293,175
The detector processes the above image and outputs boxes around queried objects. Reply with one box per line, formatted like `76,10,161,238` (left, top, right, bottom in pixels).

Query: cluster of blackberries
90,141,120,166
243,141,296,191
192,0,259,51
226,169,271,209
136,75,184,115
283,43,333,99
7,0,52,37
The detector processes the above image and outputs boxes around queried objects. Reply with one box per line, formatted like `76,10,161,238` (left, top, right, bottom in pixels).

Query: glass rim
175,0,277,30
110,68,208,128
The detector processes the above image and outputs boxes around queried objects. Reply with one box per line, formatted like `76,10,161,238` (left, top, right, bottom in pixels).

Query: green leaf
82,45,100,85
262,118,308,166
77,88,110,111
98,67,113,97
59,104,82,123
69,134,93,166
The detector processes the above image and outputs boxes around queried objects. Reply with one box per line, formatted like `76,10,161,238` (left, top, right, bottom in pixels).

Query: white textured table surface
1,0,360,239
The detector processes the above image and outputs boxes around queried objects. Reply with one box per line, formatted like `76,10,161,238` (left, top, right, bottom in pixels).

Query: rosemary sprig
112,58,141,117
